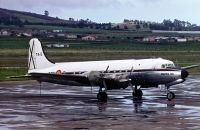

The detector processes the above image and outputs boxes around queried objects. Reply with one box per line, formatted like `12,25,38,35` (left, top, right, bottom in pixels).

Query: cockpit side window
161,62,175,69
162,64,175,68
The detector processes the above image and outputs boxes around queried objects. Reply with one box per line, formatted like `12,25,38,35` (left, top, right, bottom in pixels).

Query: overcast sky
0,0,199,24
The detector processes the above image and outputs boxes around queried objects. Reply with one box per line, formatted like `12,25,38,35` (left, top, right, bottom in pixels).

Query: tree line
0,16,24,27
0,15,112,30
149,19,200,31
1,15,200,31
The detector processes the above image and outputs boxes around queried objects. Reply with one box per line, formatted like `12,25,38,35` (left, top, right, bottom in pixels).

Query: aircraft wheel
167,92,175,101
97,92,107,102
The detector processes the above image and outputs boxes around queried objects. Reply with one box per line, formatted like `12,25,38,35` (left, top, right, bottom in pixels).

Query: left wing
28,73,90,86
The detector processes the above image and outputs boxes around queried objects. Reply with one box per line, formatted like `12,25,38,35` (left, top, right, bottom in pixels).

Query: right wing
181,65,199,70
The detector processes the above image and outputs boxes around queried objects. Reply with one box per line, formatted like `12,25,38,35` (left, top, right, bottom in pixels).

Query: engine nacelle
87,71,102,86
87,71,130,90
104,79,129,90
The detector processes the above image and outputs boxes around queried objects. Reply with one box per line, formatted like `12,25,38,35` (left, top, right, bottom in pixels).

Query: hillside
1,8,200,31
0,8,69,24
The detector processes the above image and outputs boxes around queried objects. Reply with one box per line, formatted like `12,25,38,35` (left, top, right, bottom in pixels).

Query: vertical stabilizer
28,38,54,71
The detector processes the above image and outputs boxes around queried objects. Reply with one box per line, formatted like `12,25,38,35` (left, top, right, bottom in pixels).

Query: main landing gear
97,87,108,102
131,85,143,99
97,81,108,102
166,85,176,101
97,91,107,102
167,91,175,101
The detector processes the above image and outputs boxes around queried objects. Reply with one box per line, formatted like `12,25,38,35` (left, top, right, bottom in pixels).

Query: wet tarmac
0,75,200,130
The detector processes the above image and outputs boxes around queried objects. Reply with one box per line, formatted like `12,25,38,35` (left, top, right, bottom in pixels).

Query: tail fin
28,38,54,71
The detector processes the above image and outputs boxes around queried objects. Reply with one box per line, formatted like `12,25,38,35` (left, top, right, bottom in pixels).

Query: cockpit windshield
161,64,175,68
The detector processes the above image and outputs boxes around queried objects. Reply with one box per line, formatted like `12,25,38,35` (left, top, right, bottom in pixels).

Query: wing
181,65,199,70
28,73,90,86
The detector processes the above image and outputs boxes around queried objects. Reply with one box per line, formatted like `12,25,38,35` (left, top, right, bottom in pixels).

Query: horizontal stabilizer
8,75,32,79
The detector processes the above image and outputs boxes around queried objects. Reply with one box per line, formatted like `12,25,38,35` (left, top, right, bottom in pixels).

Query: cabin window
110,71,114,73
66,72,74,75
165,64,174,68
116,70,120,73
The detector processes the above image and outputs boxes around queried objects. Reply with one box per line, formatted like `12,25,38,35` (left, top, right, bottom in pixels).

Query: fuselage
27,38,191,101
28,58,175,74
28,58,183,88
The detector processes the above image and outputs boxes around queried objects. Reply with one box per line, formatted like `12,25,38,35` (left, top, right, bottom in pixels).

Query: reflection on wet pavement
0,75,199,130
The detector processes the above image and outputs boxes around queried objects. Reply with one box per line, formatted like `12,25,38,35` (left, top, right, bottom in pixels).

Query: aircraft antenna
130,66,134,74
105,66,109,73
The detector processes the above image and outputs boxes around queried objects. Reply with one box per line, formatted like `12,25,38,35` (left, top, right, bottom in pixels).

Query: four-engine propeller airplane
24,38,198,101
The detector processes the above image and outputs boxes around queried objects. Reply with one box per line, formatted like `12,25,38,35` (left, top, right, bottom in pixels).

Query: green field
0,37,200,81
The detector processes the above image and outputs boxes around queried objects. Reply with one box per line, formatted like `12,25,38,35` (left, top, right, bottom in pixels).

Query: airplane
24,38,198,102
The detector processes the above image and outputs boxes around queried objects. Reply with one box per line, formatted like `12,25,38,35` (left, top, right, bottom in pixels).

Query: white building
53,44,65,48
0,30,10,36
57,33,66,37
82,35,96,41
23,33,32,37
176,38,187,42
53,30,63,33
66,35,77,39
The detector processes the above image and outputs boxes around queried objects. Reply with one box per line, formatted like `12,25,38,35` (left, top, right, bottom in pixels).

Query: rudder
28,38,54,71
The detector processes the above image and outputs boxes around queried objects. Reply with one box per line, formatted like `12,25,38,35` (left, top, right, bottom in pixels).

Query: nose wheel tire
132,89,143,99
167,92,175,101
97,92,108,102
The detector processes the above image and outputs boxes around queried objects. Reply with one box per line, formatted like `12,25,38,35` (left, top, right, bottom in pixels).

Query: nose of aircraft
181,69,189,79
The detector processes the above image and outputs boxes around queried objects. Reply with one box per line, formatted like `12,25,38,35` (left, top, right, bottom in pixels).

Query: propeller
181,69,189,80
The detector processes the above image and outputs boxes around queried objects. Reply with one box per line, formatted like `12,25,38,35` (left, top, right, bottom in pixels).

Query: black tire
167,92,175,101
97,92,108,102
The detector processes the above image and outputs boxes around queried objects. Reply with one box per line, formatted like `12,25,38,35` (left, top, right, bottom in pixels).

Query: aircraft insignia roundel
56,70,62,75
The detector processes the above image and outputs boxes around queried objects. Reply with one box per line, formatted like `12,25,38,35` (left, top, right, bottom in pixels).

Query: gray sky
0,0,199,24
